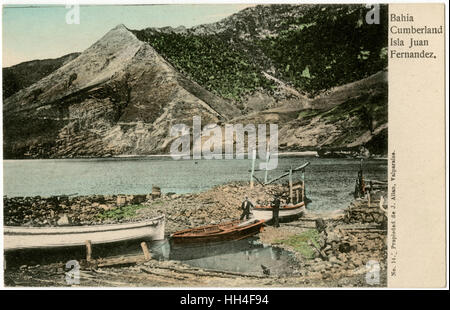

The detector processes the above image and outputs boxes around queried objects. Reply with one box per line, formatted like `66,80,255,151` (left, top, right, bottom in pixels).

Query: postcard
1,1,447,290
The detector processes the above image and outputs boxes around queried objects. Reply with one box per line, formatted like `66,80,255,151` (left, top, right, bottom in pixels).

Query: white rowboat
4,215,165,251
251,202,305,221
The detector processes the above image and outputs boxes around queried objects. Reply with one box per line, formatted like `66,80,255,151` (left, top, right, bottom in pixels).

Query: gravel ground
4,183,387,287
4,182,284,234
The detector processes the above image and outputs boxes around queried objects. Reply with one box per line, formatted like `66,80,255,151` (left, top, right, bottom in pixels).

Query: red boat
170,218,265,245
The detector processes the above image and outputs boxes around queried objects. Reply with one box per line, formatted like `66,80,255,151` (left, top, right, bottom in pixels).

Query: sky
2,4,253,67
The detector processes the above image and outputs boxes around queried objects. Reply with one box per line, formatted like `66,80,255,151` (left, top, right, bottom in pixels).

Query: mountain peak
3,23,144,111
101,23,135,41
112,23,129,31
3,5,388,158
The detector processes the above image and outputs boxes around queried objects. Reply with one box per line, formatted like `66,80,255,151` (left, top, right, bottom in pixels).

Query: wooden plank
252,174,265,186
265,162,310,185
142,264,270,279
85,240,92,262
264,151,270,184
140,268,188,280
366,179,388,185
301,172,305,202
292,162,310,172
302,183,305,202
289,169,293,203
341,228,387,233
140,242,151,261
94,255,148,268
250,150,256,188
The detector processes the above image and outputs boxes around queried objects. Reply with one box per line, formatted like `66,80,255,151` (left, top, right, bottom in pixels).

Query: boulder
152,186,161,199
56,214,71,226
131,194,147,204
326,231,340,243
116,195,127,207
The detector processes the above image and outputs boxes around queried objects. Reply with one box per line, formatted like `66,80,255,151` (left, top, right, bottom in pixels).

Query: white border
0,0,448,291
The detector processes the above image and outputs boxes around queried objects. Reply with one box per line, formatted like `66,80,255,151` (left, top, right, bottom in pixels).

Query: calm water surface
4,237,298,275
3,156,387,211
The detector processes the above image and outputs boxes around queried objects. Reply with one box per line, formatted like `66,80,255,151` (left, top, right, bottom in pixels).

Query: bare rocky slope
3,5,388,159
233,70,387,154
3,25,239,158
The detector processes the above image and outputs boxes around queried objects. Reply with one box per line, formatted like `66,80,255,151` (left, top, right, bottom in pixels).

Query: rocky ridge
2,52,80,99
3,5,388,159
3,25,239,158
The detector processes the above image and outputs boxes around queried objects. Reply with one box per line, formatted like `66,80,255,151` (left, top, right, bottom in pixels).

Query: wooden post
302,182,305,202
85,240,92,262
301,169,305,202
250,149,256,189
151,186,161,200
289,168,293,203
264,151,270,184
140,242,151,261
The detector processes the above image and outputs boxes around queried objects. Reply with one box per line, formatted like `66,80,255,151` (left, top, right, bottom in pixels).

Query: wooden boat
170,218,265,245
252,202,306,222
4,215,165,251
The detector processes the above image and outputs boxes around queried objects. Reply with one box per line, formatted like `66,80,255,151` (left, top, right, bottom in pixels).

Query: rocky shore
4,182,387,287
259,192,388,286
4,194,159,227
4,182,284,234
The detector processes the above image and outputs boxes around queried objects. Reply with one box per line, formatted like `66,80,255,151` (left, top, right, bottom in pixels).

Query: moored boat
4,215,165,251
170,218,265,245
252,202,306,222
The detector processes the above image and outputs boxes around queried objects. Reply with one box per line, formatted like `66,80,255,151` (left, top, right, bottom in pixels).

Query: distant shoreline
3,151,318,161
3,150,388,161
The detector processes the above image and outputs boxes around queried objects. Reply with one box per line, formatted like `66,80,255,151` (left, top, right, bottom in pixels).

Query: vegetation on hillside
260,5,388,95
98,204,146,220
2,53,80,99
134,31,275,101
134,4,388,100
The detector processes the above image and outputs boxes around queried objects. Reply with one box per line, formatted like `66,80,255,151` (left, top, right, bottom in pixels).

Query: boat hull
170,219,265,245
252,203,305,222
4,215,165,251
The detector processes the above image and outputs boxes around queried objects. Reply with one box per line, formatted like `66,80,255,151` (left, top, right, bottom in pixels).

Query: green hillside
134,4,388,100
260,5,388,95
134,31,275,101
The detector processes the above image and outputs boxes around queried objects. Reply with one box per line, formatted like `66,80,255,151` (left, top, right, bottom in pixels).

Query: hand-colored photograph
2,3,389,287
